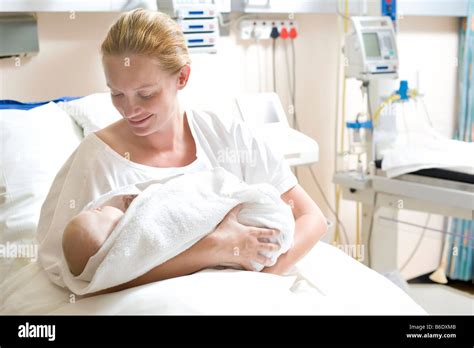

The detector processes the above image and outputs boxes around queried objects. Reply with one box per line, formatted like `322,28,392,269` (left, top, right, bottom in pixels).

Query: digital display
363,33,381,58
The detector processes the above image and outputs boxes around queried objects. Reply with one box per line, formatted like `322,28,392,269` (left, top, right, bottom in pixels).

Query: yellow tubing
373,89,418,126
373,94,401,126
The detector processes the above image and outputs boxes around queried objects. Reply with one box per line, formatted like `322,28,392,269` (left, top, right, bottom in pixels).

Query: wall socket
239,19,298,40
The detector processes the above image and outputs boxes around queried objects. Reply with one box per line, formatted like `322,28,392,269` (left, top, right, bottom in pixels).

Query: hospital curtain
445,2,474,283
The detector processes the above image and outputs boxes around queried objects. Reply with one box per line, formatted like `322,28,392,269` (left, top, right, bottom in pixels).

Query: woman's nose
121,98,142,119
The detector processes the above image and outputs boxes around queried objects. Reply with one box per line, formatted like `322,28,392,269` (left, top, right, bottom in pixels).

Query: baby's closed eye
122,195,137,210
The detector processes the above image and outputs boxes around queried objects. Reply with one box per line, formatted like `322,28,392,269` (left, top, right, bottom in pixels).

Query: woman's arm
88,205,279,296
89,233,221,296
262,184,327,275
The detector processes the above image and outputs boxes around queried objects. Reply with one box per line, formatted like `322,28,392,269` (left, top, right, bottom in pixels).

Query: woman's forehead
103,54,166,89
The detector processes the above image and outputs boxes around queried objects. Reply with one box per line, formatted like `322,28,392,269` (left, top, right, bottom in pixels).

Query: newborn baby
62,168,294,289
62,195,136,276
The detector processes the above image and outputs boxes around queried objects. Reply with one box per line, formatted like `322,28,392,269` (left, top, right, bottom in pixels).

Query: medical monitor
345,16,398,80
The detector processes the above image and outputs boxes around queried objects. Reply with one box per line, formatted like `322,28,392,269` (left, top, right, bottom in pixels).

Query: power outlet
239,19,297,40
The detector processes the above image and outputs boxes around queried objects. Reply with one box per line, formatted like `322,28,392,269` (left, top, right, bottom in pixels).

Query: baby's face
76,206,125,239
63,205,124,276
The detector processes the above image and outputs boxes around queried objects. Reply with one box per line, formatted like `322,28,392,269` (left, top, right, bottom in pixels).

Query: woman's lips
128,114,153,126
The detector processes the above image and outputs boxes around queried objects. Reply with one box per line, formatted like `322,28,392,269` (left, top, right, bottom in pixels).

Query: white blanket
61,168,295,295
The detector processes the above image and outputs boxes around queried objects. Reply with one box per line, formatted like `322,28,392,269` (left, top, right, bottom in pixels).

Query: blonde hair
101,8,191,74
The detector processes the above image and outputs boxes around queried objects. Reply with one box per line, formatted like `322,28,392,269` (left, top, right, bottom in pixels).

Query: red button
289,27,298,39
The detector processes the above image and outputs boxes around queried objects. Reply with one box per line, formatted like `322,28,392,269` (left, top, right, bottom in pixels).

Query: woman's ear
176,64,191,90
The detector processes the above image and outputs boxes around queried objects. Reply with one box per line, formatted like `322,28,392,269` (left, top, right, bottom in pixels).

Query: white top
37,109,298,287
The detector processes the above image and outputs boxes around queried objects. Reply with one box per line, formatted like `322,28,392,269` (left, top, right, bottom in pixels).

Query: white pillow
0,102,82,279
57,93,122,136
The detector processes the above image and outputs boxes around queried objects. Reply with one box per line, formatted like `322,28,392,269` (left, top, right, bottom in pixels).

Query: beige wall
0,12,120,99
0,12,460,279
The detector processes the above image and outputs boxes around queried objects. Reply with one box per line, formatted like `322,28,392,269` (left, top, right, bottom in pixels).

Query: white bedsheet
0,241,426,315
379,126,474,178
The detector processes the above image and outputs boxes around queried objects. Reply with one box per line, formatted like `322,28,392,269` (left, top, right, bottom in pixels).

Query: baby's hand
122,195,137,210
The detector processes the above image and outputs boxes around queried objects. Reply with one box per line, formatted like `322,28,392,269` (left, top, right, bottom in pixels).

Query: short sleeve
230,121,298,194
36,135,135,286
36,143,103,286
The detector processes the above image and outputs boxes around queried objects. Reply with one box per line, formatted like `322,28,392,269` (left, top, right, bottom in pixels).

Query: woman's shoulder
93,119,124,146
74,132,108,158
70,121,124,166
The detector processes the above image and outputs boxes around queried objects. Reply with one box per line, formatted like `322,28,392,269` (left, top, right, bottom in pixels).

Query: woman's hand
209,204,281,271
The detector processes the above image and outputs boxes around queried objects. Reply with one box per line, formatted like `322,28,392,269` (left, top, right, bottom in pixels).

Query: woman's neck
133,104,188,154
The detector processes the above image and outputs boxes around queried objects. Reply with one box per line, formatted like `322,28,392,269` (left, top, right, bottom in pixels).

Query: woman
37,9,327,293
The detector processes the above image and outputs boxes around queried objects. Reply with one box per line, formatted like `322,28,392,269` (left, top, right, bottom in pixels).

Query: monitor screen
363,32,381,58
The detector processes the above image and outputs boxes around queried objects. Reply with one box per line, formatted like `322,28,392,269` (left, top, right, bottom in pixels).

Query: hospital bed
0,94,425,315
333,161,474,272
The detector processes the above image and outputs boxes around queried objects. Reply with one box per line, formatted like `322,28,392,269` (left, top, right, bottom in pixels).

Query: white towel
381,128,474,178
61,167,295,295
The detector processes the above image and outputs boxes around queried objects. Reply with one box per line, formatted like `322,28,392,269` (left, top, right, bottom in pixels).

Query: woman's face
102,54,188,136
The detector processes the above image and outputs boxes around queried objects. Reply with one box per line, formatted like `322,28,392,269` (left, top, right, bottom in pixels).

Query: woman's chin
127,118,160,136
129,126,155,137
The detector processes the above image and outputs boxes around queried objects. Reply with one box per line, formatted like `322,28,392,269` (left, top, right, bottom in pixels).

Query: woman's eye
111,93,123,98
139,93,154,99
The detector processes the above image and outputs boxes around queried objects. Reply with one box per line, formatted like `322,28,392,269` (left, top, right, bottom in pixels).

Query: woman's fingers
258,242,280,253
241,262,255,271
213,209,281,270
250,228,280,239
255,254,273,267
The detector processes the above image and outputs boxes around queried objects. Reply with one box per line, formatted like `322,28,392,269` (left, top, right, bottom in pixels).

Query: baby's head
62,206,124,276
